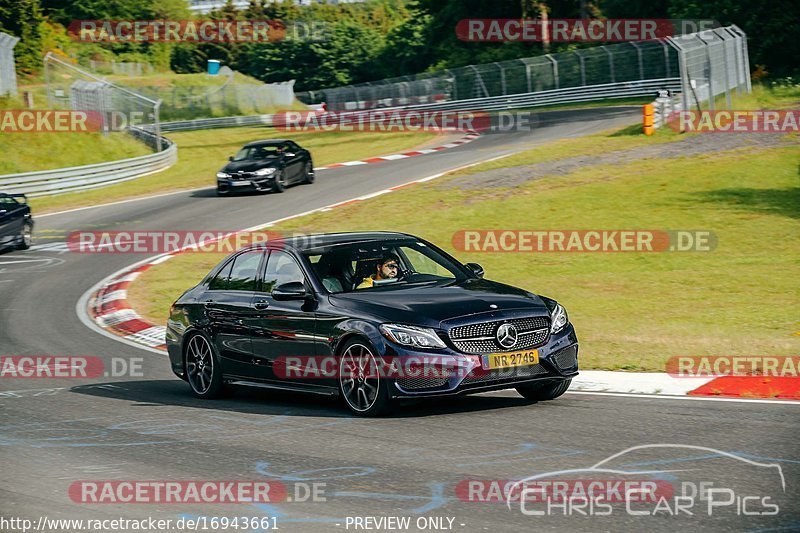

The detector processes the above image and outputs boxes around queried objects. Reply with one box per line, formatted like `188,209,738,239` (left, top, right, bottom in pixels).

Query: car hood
328,278,550,328
222,159,280,173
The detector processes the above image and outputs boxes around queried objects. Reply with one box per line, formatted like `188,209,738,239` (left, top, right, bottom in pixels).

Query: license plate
482,349,539,370
230,180,250,186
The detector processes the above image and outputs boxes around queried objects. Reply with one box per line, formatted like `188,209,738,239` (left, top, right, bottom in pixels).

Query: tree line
0,0,796,91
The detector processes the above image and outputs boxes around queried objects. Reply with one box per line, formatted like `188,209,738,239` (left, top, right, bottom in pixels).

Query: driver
356,253,400,289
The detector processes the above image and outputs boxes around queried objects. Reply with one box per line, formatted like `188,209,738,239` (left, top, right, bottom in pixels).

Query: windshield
306,240,468,294
233,145,282,161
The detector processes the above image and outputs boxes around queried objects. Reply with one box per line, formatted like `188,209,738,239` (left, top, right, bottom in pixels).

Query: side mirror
228,156,234,161
465,262,484,278
272,281,309,301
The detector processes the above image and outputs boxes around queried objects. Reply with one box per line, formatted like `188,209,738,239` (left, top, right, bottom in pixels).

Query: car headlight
380,324,446,349
254,167,277,176
216,172,231,179
550,303,569,334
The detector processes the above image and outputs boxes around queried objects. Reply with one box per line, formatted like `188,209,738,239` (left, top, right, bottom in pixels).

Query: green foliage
0,0,46,76
240,20,385,91
8,0,799,90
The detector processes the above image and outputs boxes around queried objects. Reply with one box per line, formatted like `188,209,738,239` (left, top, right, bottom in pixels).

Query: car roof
245,232,416,253
243,139,293,147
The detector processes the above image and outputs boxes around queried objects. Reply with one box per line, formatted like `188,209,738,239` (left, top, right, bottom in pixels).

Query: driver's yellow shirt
356,277,374,290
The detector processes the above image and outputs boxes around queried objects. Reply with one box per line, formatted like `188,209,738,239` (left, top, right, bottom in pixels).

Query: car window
208,259,234,290
0,197,19,208
401,247,456,278
233,145,280,161
263,251,305,293
227,250,263,291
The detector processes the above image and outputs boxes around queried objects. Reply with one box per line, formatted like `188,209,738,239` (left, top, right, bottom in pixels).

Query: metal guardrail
158,114,275,132
391,78,682,113
0,132,177,197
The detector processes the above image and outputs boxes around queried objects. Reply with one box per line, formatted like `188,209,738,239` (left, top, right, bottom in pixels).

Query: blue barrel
207,60,221,75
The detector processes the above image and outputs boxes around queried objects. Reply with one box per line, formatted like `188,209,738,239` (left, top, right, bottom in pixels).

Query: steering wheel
396,266,414,281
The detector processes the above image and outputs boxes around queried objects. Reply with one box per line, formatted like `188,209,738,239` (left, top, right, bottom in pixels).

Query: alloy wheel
339,344,380,412
186,335,214,394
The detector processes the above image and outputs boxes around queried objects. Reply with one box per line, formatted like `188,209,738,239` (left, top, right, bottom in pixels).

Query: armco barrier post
643,104,655,135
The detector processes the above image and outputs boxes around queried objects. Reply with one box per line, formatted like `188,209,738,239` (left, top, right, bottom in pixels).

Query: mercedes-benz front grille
448,316,550,354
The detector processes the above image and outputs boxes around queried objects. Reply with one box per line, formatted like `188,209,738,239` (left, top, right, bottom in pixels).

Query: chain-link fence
299,26,749,113
44,53,164,149
88,60,155,76
0,32,20,97
666,25,750,112
131,69,297,121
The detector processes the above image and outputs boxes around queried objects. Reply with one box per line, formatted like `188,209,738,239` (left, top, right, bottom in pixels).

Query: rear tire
516,379,571,401
17,222,32,250
338,338,392,417
184,333,225,399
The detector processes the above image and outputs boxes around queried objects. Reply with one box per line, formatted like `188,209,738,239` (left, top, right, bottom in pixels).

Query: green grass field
28,127,438,213
128,120,800,371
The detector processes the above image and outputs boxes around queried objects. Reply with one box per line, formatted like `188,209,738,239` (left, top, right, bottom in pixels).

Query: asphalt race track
1,107,798,532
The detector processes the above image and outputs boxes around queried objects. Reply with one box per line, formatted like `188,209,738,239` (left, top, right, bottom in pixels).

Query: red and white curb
313,131,479,170
571,371,799,401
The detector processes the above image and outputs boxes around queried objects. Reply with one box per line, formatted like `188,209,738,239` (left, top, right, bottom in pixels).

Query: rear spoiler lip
7,193,28,203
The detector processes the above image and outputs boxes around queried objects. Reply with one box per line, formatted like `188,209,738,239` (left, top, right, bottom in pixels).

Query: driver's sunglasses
383,263,399,269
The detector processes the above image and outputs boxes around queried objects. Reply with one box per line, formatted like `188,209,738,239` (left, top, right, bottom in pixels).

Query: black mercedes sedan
166,232,578,416
216,139,314,196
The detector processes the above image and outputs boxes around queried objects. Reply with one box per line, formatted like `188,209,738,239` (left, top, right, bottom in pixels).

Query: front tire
302,161,315,184
184,333,225,399
17,222,32,250
516,379,571,401
338,338,392,416
271,171,286,193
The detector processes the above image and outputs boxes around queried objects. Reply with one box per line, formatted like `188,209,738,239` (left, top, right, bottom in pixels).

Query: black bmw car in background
166,232,578,416
216,139,314,196
0,193,33,251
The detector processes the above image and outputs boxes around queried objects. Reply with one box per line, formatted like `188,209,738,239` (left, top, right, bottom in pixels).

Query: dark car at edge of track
0,193,33,251
216,139,314,196
166,232,578,416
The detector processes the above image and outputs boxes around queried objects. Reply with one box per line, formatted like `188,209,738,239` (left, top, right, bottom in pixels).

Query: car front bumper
217,176,276,193
381,324,579,399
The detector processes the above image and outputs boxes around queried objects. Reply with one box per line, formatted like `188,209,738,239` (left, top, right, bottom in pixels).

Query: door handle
253,300,269,310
